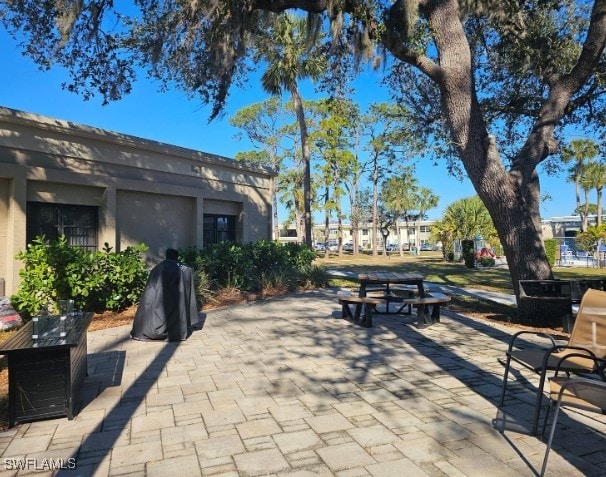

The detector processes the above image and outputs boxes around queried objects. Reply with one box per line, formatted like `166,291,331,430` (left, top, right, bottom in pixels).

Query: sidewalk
0,290,604,476
326,269,517,306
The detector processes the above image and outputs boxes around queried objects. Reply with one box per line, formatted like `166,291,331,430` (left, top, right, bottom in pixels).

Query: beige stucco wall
0,107,274,295
116,190,195,261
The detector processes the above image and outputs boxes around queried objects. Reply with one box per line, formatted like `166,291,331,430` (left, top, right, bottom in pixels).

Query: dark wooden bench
354,285,419,314
338,296,385,328
399,292,450,328
0,312,94,427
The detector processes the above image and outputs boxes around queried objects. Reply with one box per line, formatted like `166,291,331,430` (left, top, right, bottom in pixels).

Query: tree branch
383,0,444,84
514,0,606,172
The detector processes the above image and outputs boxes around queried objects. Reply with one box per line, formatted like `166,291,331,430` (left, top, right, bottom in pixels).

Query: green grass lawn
315,251,606,293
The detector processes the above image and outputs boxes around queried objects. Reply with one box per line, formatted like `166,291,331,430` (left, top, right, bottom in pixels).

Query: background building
278,220,437,250
0,108,274,296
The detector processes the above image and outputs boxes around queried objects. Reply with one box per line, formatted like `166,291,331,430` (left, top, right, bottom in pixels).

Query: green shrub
12,235,80,316
461,239,476,268
80,243,149,312
477,256,495,267
262,266,299,293
299,264,331,289
544,238,558,267
193,265,216,308
12,236,148,317
196,240,316,293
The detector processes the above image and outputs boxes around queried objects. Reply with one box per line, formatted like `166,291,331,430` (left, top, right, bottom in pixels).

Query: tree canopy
3,0,606,324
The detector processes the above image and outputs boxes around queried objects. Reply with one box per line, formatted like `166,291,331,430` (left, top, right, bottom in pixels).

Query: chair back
569,288,606,358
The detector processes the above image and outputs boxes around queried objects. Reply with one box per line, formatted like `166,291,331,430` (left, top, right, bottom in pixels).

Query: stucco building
0,107,274,296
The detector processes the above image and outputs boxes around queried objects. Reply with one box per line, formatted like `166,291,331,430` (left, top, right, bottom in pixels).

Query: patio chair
540,375,606,476
499,288,606,435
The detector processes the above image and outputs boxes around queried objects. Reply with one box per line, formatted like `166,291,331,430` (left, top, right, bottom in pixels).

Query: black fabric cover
131,259,198,342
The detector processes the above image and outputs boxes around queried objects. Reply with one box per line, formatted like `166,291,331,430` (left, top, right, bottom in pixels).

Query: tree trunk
418,0,555,324
371,156,379,256
272,183,279,241
251,0,606,327
324,188,330,259
396,219,403,257
598,187,603,226
291,88,313,247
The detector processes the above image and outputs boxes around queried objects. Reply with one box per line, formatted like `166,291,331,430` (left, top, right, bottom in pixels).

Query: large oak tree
3,0,606,324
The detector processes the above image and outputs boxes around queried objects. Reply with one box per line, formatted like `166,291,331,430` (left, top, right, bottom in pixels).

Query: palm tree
257,14,326,246
277,168,305,240
582,161,606,225
415,187,439,253
430,218,457,260
562,139,599,231
382,170,418,256
441,196,497,246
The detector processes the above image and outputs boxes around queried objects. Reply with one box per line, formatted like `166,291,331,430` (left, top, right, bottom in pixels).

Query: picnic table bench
337,272,450,328
399,292,451,328
338,296,386,328
0,312,94,427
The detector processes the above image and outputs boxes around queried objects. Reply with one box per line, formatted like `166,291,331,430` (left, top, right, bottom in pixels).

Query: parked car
420,243,436,251
344,242,364,251
313,242,325,251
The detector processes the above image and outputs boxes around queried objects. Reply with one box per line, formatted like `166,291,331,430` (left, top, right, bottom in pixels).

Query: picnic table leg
362,304,373,327
342,301,367,325
416,304,440,328
431,304,441,322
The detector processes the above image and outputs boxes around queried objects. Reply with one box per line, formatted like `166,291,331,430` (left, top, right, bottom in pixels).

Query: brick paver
1,289,605,476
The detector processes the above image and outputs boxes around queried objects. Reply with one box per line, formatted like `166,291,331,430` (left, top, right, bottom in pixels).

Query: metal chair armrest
506,330,558,354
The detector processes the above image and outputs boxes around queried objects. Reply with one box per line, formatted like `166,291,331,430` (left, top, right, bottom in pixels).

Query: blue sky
0,27,583,222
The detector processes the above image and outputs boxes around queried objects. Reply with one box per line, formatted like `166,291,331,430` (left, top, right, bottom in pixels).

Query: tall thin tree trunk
597,187,603,226
291,88,312,247
272,185,279,241
372,157,379,256
324,188,330,259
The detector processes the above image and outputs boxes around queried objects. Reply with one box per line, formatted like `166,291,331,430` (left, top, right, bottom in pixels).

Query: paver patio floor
0,289,605,476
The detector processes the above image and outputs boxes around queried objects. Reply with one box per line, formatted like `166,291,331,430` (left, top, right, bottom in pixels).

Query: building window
362,229,369,236
203,214,236,245
27,202,98,251
279,228,298,238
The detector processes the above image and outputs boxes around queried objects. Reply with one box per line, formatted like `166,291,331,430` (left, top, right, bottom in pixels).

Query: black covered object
131,260,198,341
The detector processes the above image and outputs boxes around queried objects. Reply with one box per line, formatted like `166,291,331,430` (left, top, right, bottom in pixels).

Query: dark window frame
27,202,98,251
203,214,237,246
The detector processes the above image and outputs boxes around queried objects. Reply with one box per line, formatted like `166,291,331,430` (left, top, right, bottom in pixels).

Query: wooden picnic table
0,312,94,427
356,272,449,327
358,272,426,303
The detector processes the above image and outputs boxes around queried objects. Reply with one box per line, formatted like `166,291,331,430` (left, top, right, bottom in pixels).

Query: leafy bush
195,240,316,293
12,236,80,316
193,259,216,308
461,239,476,268
544,238,558,267
12,236,148,317
299,264,331,289
477,256,495,267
